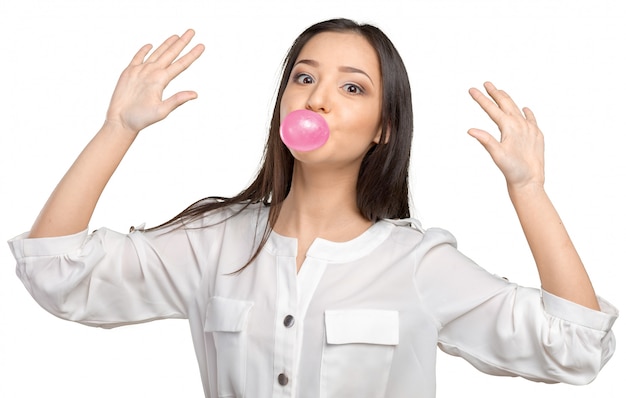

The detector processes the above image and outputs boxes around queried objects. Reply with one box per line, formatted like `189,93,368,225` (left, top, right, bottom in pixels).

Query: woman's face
280,31,383,167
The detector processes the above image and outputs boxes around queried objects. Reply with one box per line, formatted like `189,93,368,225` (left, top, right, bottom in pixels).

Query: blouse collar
265,220,394,263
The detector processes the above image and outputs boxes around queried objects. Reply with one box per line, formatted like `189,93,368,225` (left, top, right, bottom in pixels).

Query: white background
1,0,624,397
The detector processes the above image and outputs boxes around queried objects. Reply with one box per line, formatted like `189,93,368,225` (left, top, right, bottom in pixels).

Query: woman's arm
467,82,600,311
29,29,204,238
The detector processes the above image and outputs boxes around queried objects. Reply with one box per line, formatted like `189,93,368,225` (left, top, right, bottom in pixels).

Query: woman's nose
305,82,331,113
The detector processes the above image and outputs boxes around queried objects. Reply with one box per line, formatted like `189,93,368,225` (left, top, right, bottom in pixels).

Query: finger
522,107,538,126
145,34,181,63
469,86,504,125
484,81,523,116
157,29,197,66
167,43,205,80
129,44,153,66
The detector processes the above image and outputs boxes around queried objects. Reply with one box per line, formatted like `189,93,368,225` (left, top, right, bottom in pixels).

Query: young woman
8,18,617,398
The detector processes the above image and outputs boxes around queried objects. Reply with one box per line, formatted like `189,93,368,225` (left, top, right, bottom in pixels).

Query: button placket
272,255,298,396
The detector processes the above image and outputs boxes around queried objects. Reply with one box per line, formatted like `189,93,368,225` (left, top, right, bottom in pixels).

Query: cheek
279,92,294,123
356,106,383,139
368,103,384,138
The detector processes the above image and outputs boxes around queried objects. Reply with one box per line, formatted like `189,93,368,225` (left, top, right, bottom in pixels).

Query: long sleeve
414,228,618,385
8,222,208,328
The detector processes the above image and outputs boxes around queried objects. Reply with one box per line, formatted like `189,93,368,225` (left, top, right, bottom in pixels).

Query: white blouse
8,202,618,398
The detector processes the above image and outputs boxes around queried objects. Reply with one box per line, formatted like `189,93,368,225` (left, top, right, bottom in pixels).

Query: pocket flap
204,297,254,332
325,309,399,345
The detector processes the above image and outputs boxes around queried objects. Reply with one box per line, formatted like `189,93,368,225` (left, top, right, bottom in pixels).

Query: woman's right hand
29,30,204,238
105,29,205,134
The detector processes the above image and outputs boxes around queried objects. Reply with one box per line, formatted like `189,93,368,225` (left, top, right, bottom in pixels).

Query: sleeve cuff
7,228,89,258
541,288,618,332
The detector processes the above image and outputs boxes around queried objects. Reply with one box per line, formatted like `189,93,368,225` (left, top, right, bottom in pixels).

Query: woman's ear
373,123,391,144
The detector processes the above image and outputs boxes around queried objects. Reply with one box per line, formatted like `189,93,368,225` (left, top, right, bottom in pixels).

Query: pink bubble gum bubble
280,109,329,152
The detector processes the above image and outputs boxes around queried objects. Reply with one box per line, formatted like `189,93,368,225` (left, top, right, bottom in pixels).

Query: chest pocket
321,309,399,398
204,297,254,398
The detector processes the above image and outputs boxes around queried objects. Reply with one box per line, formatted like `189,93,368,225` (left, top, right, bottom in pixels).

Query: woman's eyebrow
294,59,319,67
338,66,374,86
294,59,374,86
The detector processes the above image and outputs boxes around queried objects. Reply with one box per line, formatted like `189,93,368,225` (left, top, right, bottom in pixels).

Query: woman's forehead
295,32,380,76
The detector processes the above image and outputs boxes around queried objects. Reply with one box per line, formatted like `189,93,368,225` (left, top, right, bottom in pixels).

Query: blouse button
283,315,295,328
278,373,289,386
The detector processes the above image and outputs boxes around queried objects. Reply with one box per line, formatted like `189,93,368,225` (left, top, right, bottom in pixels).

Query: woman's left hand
468,82,545,190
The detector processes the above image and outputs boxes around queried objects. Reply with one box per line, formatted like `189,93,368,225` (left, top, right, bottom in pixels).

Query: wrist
507,180,547,204
103,118,140,137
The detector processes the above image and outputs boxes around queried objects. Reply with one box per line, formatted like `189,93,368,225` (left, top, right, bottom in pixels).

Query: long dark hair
153,18,414,266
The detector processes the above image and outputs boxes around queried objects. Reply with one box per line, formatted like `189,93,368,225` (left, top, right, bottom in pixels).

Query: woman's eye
343,83,364,95
295,73,314,84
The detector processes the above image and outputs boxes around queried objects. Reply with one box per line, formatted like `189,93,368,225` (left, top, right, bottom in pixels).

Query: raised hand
29,30,204,238
467,82,600,310
468,82,545,190
105,29,205,133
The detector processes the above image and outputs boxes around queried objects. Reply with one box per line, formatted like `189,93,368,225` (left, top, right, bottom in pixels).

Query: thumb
468,128,497,150
162,90,199,115
467,128,503,163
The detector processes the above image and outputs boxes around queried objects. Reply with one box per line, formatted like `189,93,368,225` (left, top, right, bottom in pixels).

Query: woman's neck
274,161,372,242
